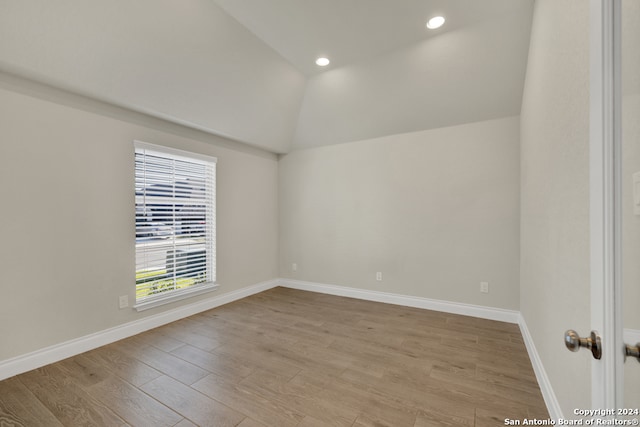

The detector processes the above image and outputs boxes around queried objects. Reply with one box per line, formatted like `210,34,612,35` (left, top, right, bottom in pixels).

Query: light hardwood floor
0,287,548,426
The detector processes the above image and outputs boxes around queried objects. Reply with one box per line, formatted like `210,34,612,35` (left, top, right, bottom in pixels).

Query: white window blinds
134,141,216,306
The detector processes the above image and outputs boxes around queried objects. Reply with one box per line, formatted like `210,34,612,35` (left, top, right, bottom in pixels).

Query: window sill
133,282,219,312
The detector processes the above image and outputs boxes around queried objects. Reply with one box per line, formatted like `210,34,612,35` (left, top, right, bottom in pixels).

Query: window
134,141,217,310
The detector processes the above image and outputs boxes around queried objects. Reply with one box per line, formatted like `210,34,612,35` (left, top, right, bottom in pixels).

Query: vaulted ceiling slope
0,0,306,153
292,3,534,149
0,0,534,153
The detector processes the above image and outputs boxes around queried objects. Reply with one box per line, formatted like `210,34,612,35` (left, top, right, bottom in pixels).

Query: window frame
133,140,217,311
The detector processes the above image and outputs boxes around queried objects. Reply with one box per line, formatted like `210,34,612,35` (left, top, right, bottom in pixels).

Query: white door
589,0,640,416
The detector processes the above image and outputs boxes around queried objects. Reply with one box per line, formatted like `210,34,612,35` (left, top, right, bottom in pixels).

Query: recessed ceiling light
315,57,330,67
426,16,445,29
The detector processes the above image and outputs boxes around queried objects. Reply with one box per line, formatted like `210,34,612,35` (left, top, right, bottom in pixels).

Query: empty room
1,0,638,426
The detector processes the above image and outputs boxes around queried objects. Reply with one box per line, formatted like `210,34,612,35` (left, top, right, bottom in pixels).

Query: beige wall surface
622,0,640,408
0,82,279,361
279,116,521,310
519,0,591,416
622,1,640,332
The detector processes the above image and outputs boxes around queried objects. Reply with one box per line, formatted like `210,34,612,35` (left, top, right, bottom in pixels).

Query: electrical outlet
376,272,383,281
480,282,489,293
119,295,129,309
292,263,297,272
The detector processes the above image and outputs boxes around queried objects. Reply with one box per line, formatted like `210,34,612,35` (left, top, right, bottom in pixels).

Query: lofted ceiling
0,0,534,153
212,0,533,77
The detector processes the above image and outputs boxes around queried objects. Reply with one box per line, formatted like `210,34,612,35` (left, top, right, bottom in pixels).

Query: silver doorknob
564,330,602,360
625,343,640,363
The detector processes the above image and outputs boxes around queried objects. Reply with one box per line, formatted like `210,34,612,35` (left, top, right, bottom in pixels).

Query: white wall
280,116,520,310
519,0,591,416
0,76,279,362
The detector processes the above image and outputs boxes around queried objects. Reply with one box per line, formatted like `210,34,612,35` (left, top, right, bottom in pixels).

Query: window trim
133,281,219,311
133,140,218,311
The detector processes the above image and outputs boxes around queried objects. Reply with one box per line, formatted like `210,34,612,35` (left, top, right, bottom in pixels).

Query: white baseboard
518,314,563,421
0,278,518,381
1,276,560,424
279,279,520,323
280,280,560,418
0,279,279,381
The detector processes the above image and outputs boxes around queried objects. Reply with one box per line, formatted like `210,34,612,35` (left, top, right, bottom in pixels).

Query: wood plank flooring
0,287,549,426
